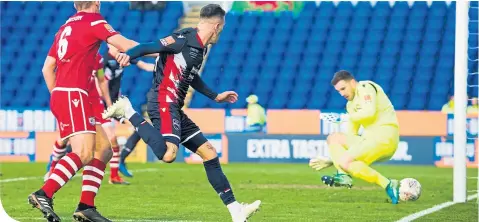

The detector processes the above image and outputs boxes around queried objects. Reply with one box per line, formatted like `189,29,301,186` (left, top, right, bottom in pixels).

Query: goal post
453,0,469,203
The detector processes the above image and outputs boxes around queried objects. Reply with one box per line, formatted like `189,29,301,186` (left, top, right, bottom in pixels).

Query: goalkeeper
309,70,400,204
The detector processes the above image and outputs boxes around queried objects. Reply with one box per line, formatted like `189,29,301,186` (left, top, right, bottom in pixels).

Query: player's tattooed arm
191,75,218,100
42,56,56,93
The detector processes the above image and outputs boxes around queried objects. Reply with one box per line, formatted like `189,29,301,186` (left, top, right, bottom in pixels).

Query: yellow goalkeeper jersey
346,80,399,135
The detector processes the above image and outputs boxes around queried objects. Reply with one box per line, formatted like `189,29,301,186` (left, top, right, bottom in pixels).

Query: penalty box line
396,194,478,222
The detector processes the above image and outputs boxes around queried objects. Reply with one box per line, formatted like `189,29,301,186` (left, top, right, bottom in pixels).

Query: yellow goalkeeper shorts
345,125,399,165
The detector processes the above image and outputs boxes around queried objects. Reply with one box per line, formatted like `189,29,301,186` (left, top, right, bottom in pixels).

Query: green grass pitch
1,163,477,221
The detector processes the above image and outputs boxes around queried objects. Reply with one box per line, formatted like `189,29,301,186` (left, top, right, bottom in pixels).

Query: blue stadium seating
0,1,183,109
191,2,477,110
2,2,478,111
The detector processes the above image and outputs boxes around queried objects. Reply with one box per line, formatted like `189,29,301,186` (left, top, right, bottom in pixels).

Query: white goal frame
453,0,469,203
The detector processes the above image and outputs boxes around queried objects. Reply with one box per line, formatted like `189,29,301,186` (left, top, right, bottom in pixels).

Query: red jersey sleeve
90,15,119,41
47,41,57,59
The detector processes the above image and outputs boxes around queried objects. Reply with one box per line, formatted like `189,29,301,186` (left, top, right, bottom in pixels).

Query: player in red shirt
30,2,138,221
43,54,107,182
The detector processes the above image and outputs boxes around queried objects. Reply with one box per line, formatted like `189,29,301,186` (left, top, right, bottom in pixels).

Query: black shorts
147,101,207,153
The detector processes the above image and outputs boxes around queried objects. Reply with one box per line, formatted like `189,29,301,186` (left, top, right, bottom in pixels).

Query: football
399,178,422,201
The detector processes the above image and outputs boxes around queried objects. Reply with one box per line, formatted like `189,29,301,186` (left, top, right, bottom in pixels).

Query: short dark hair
331,70,355,85
200,4,226,19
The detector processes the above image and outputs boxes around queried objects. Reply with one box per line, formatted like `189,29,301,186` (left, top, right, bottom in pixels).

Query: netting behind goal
468,1,479,202
453,0,478,203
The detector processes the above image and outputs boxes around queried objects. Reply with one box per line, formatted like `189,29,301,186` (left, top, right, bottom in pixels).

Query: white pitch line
397,194,478,222
0,177,40,183
0,168,159,184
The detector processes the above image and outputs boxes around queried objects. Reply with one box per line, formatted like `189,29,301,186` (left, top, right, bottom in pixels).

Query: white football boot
309,156,333,171
231,200,261,222
102,96,135,120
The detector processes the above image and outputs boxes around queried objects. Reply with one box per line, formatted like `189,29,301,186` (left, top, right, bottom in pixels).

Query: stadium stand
191,1,478,110
1,2,478,111
0,1,183,109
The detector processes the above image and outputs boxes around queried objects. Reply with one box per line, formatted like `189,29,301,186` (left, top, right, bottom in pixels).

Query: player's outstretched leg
103,96,169,160
29,133,95,222
119,131,141,177
73,125,113,222
192,140,261,222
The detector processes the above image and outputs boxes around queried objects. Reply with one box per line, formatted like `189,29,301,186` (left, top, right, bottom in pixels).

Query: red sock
42,153,83,198
110,146,119,178
80,158,106,207
50,160,58,172
52,140,67,161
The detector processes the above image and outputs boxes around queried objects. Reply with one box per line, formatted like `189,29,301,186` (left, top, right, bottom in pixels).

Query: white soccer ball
399,178,422,201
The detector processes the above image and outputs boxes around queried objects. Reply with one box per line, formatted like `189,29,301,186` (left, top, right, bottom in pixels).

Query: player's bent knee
76,149,94,165
69,133,96,165
195,142,218,161
162,143,178,163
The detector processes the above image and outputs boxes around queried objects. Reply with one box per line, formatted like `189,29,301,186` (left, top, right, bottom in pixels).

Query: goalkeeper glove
309,156,333,171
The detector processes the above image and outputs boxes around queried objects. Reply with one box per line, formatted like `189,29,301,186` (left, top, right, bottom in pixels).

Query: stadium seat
373,2,391,18
408,96,427,110
354,2,372,18
336,2,354,17
6,2,184,108
391,1,409,16
1,2,463,111
349,18,369,32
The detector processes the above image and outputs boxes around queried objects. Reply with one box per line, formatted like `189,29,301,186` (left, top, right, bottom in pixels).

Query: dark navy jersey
103,52,124,102
148,28,207,107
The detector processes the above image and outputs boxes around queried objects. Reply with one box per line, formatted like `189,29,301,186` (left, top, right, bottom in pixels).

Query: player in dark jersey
31,1,140,221
105,4,261,222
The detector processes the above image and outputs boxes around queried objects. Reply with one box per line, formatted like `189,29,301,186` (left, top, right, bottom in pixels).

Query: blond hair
74,1,95,10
